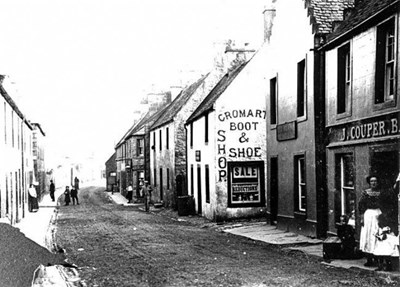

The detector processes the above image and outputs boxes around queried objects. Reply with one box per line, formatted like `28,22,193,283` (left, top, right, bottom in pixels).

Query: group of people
358,173,400,271
64,177,80,206
126,179,152,212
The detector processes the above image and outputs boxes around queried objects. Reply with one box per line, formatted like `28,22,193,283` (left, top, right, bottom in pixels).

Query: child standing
373,213,399,271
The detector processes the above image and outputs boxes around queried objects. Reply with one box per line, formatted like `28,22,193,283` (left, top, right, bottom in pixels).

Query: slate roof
115,107,165,149
150,74,209,130
305,0,355,34
186,63,247,125
323,0,399,47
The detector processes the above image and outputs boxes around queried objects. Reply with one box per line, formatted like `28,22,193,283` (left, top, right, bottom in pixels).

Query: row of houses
0,75,47,225
106,0,399,240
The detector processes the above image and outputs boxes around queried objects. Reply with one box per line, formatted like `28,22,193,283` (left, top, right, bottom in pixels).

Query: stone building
0,75,35,225
185,55,268,221
322,0,399,235
263,0,354,238
149,43,255,208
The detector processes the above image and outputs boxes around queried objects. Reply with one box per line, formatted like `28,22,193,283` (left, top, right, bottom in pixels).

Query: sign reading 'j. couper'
328,113,400,143
216,108,266,182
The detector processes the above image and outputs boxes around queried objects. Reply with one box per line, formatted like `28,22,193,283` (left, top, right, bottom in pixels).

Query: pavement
9,188,400,286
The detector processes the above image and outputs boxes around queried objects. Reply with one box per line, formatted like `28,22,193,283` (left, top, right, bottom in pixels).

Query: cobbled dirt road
54,186,397,287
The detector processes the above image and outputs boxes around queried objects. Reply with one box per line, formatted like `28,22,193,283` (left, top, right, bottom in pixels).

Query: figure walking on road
71,186,79,205
64,186,71,206
126,183,133,203
28,184,39,212
142,181,152,212
74,176,80,190
49,180,55,202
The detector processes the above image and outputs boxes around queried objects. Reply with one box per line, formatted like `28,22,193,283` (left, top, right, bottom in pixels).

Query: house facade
322,0,399,236
186,55,268,221
0,76,35,225
264,0,354,238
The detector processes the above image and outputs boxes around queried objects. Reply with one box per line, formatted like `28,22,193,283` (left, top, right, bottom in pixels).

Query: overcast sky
0,0,266,167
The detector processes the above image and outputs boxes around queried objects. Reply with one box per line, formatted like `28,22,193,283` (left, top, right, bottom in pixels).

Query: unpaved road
54,186,396,287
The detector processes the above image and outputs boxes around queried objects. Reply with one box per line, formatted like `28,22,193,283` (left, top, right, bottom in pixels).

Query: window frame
337,42,352,118
294,154,306,213
270,77,277,126
374,17,396,109
297,58,307,120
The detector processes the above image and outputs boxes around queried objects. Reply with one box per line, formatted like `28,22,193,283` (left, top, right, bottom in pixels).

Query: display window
228,161,265,207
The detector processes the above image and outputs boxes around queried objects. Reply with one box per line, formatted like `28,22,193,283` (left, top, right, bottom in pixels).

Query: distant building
31,123,46,200
105,152,117,192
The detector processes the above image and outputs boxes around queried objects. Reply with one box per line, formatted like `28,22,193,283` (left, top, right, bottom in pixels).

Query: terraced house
0,75,36,225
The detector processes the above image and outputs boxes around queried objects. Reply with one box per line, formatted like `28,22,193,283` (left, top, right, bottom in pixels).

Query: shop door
371,148,399,234
270,157,278,225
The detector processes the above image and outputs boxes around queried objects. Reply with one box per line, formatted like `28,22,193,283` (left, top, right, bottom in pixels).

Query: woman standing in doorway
358,175,382,266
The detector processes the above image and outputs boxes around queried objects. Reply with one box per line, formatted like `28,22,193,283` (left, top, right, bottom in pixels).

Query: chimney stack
263,0,276,43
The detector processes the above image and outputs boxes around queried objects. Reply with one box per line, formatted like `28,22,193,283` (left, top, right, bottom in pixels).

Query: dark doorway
270,157,278,225
197,165,202,215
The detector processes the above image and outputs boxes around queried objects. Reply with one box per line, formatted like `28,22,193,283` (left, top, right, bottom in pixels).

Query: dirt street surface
54,186,397,287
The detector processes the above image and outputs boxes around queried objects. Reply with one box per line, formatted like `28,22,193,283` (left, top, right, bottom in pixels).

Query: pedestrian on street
49,180,55,202
126,182,133,203
28,184,39,212
142,181,152,212
71,186,79,205
74,176,80,190
64,186,71,206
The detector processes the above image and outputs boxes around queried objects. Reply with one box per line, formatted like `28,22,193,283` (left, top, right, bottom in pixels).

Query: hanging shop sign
328,112,400,143
227,161,265,207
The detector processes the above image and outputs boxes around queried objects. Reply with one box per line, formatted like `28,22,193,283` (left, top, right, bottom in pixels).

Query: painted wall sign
277,121,297,141
328,113,400,143
216,108,266,182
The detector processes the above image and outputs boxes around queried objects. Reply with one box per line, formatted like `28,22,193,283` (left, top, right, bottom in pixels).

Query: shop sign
216,108,266,182
277,121,297,141
328,113,400,143
228,161,265,207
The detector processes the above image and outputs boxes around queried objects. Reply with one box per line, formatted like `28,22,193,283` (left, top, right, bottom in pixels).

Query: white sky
0,0,266,167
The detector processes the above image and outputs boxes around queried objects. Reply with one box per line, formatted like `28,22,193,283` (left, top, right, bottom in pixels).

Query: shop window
335,154,355,226
337,43,351,115
297,59,306,118
294,155,306,213
227,161,265,207
270,77,277,125
375,18,395,105
205,165,210,203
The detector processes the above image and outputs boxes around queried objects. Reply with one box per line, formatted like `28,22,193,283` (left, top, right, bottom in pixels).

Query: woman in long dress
358,175,382,266
28,184,39,212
